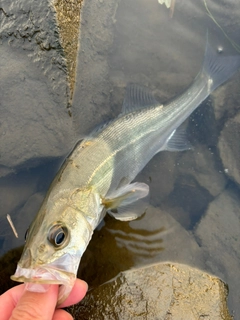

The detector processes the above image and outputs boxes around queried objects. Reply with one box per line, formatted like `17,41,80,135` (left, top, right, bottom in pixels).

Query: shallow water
1,0,240,316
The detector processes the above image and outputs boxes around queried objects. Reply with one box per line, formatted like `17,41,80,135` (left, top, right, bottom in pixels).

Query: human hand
0,279,88,320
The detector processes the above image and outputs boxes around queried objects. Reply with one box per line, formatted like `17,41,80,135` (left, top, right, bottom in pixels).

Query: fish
11,41,240,304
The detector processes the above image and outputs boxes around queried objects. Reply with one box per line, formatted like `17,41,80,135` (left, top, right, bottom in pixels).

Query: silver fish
11,42,240,304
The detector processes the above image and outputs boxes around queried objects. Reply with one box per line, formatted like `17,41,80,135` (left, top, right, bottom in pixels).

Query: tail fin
203,39,240,92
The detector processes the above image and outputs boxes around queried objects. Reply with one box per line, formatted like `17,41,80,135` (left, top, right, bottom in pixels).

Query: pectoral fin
107,201,148,221
102,182,149,221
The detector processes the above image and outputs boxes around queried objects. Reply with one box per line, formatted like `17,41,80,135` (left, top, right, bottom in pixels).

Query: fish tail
201,37,240,93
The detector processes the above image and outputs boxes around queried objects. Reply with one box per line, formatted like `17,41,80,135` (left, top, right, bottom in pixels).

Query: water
0,0,240,316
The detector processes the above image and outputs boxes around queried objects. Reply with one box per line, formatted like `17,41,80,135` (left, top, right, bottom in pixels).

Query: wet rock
54,0,83,99
195,189,240,316
0,0,74,168
177,144,227,197
0,175,36,218
211,80,240,123
0,0,67,86
72,0,120,136
188,99,219,147
218,111,240,185
160,174,213,230
138,151,179,204
70,263,232,319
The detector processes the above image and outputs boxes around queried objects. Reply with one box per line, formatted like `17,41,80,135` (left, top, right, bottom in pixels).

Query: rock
177,144,227,197
0,0,74,169
211,80,240,123
194,189,240,316
0,174,37,218
218,111,240,185
70,263,232,319
160,173,213,230
137,151,179,205
54,0,83,99
188,99,219,147
72,0,120,137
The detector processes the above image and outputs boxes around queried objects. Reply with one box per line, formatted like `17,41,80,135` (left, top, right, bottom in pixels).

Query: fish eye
48,224,69,248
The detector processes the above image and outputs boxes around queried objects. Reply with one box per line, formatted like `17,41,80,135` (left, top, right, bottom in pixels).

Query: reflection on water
107,224,164,259
106,214,165,261
1,0,240,316
77,204,207,290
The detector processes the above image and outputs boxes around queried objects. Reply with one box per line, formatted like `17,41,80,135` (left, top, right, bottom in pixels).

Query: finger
58,279,88,308
53,309,73,320
0,284,25,320
9,284,59,320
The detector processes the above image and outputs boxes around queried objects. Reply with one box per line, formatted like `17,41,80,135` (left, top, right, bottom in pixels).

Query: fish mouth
11,265,76,305
11,253,80,304
10,265,75,285
11,252,78,284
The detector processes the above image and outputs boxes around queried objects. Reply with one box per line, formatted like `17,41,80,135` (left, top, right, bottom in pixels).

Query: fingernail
25,283,51,293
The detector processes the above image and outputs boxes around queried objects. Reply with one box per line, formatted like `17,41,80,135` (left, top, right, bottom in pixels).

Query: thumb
10,284,59,320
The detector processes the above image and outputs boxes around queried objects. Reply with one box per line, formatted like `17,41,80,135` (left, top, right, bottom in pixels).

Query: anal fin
164,126,192,152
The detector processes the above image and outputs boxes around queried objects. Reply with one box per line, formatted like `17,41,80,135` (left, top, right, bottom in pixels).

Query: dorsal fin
122,84,159,114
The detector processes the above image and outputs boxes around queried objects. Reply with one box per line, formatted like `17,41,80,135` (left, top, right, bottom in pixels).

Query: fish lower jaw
11,265,76,305
10,265,76,286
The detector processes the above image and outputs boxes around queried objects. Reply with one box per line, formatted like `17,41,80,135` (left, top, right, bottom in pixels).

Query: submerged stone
195,189,240,316
69,263,232,319
178,144,227,198
218,111,240,186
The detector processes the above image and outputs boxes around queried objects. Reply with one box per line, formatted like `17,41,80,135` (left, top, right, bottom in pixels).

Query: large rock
177,144,227,197
218,111,240,185
137,151,179,204
195,189,240,316
72,0,120,136
70,263,232,319
211,81,240,123
0,0,74,170
160,173,213,230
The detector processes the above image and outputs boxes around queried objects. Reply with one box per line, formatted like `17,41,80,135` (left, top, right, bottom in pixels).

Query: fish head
11,188,102,304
